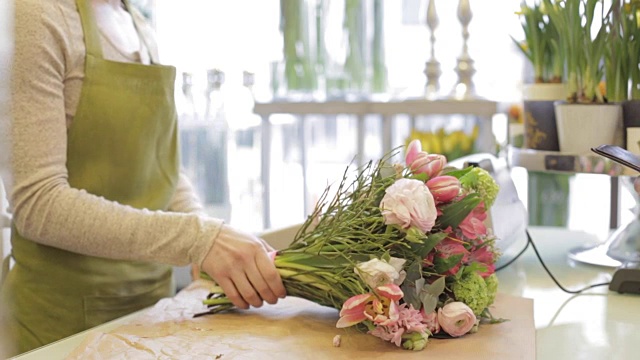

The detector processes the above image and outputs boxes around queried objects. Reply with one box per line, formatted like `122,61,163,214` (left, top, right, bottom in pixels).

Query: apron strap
75,0,104,59
122,0,160,64
1,253,10,287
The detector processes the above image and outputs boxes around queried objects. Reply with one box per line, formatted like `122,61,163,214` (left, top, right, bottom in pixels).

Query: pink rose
381,178,438,233
426,176,461,203
437,302,476,337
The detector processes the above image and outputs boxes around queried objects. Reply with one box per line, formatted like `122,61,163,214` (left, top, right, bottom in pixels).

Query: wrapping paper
67,280,535,360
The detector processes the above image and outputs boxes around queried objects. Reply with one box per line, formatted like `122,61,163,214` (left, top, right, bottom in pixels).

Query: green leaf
410,232,447,259
437,193,481,229
442,166,473,179
425,276,446,297
401,277,425,310
460,262,488,277
434,254,464,274
420,293,439,314
405,260,423,283
419,276,446,313
409,173,429,182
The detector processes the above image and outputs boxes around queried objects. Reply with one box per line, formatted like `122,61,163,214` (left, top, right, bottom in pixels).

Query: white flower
380,178,437,233
355,257,407,289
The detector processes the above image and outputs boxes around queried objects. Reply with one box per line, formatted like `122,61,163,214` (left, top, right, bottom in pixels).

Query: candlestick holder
424,0,441,100
451,0,476,100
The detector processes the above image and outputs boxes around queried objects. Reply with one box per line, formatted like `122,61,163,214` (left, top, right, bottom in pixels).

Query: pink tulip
437,302,476,337
336,284,404,328
336,293,373,328
426,176,461,203
410,153,446,179
376,283,404,301
405,140,447,179
405,140,422,165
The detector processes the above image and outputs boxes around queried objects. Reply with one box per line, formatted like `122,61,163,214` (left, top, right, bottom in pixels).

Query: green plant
544,0,608,103
605,0,630,102
280,0,317,92
626,0,640,99
513,2,563,83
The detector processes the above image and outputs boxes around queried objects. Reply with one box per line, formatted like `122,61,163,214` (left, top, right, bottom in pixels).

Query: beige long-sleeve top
7,0,223,267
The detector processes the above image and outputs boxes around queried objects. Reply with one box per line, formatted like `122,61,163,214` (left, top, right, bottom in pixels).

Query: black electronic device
591,145,640,295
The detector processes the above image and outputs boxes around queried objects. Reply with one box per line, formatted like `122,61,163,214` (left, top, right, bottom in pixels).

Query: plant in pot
513,1,566,151
544,0,623,155
611,0,640,152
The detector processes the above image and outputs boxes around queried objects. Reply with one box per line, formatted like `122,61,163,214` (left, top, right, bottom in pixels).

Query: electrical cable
525,228,610,294
494,228,610,294
495,238,530,272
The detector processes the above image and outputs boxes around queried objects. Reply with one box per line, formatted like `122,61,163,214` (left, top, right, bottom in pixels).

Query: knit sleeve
9,0,221,267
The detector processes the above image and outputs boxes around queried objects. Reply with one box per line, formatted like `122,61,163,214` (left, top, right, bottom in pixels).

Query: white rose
355,257,407,289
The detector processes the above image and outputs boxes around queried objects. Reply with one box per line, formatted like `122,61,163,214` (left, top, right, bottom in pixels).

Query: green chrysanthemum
460,167,499,209
452,271,491,316
484,273,499,306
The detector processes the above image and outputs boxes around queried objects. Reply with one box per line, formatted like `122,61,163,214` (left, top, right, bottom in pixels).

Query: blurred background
2,0,637,284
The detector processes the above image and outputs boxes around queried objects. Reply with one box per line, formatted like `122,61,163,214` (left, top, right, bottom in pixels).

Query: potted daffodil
543,0,624,155
513,1,566,151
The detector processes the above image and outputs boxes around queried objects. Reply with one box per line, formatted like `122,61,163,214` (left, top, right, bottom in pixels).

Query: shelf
508,146,626,176
253,98,498,117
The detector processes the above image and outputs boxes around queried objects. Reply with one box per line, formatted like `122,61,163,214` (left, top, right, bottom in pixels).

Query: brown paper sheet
66,280,535,360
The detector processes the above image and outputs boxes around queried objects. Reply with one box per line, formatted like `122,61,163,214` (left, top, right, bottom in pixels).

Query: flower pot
555,102,623,155
522,83,566,151
623,100,640,145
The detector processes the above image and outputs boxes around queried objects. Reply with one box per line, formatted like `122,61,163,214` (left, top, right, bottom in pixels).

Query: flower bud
410,153,446,179
405,140,422,165
426,176,461,203
402,331,429,351
437,302,476,337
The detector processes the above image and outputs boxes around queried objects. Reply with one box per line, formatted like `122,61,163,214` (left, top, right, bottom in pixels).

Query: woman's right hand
200,225,286,309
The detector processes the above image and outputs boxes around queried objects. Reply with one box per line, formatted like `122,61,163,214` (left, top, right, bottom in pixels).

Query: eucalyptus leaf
420,293,439,314
425,276,446,296
401,281,421,309
404,260,423,283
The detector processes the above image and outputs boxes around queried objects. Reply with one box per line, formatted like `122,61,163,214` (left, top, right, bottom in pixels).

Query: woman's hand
200,225,286,309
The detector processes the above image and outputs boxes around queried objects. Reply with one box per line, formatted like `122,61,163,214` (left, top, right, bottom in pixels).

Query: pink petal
375,284,403,301
336,308,368,328
339,293,372,314
405,140,422,165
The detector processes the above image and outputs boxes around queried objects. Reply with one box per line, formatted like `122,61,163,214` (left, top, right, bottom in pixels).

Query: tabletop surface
11,226,640,360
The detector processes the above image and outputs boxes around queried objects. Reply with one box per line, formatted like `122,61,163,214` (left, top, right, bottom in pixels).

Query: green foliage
513,2,564,83
543,0,609,103
451,271,491,316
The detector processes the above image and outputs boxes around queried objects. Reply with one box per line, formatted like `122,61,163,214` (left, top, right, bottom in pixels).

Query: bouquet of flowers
199,140,502,351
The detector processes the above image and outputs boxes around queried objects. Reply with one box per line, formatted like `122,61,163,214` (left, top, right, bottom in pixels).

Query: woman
1,0,286,355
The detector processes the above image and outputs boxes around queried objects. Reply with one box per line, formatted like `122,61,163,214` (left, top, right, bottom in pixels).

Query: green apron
1,0,179,354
